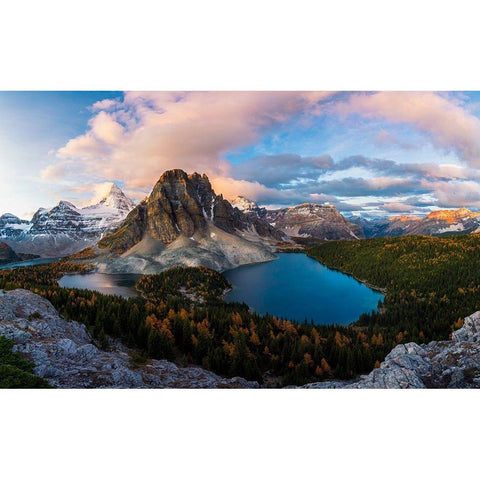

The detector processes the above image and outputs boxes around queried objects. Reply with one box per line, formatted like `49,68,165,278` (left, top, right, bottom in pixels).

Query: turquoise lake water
223,253,383,325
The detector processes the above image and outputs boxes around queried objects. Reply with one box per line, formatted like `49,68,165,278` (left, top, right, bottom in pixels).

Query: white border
1,1,479,479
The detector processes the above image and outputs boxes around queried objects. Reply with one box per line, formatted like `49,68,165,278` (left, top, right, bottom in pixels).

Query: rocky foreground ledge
0,289,258,388
303,312,480,389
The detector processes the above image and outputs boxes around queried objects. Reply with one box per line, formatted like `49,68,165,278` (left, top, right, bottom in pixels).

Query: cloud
232,153,334,187
315,176,429,197
332,91,480,166
211,176,310,205
379,201,418,213
374,129,418,150
48,91,334,195
90,99,118,111
432,180,480,209
40,91,480,216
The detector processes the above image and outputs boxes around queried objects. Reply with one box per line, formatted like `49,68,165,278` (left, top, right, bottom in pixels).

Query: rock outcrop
0,289,257,388
95,170,285,273
302,311,480,389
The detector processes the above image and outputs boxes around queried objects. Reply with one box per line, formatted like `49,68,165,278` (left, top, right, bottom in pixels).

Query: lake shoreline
305,253,387,294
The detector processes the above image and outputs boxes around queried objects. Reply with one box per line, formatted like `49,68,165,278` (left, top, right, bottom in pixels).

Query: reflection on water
0,258,59,270
58,273,142,298
224,253,384,326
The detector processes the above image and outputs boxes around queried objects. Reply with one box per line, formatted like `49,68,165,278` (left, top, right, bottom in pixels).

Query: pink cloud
211,176,302,204
380,201,417,212
333,92,480,166
49,91,334,195
432,180,480,208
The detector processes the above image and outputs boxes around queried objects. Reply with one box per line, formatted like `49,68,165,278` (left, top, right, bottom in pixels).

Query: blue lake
224,253,383,325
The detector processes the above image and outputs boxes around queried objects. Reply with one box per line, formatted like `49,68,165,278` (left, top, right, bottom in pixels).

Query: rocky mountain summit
302,311,480,388
0,184,135,257
0,289,257,388
95,170,285,273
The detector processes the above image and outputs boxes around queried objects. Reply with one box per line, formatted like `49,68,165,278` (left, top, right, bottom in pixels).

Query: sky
3,91,480,219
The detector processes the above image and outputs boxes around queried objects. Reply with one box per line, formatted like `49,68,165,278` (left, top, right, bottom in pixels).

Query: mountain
348,214,420,238
407,207,480,235
231,197,364,241
0,242,38,266
263,203,364,240
0,183,135,257
96,170,285,273
350,208,480,238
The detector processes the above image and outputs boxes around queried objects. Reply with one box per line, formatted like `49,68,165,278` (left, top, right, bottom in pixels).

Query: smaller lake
224,253,383,325
58,273,142,298
0,257,59,270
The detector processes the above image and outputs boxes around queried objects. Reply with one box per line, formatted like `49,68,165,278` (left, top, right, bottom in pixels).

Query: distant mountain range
2,170,480,269
0,183,134,257
348,207,480,238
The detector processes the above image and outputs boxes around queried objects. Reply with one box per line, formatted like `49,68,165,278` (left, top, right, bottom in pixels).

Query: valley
3,169,480,388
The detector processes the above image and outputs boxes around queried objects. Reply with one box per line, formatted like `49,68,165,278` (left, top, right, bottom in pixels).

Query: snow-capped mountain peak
90,183,135,213
0,184,135,257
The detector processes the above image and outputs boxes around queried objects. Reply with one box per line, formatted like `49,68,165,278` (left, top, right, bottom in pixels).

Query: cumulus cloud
48,91,334,196
332,91,480,166
40,91,480,215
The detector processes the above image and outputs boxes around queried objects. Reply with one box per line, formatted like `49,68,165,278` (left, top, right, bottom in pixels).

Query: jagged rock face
351,208,480,238
265,203,364,240
99,170,284,256
0,184,135,257
0,289,258,388
302,311,480,389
